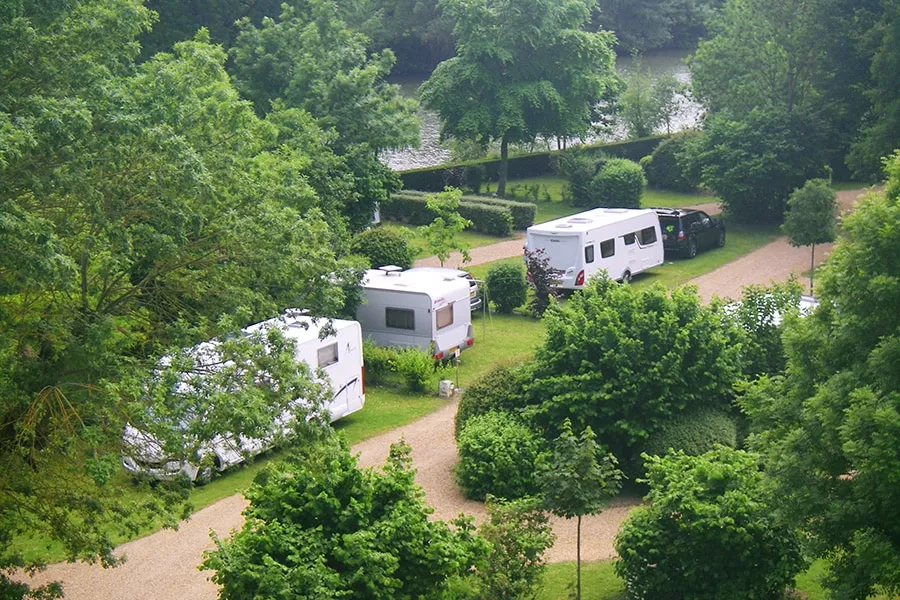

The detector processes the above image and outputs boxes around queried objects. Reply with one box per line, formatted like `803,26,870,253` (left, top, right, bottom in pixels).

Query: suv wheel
686,236,698,259
717,229,726,248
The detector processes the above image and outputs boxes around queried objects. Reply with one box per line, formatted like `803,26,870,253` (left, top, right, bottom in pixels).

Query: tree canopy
740,152,900,599
419,0,620,196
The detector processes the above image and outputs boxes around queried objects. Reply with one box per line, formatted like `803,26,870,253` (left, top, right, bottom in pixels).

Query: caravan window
584,244,595,264
386,308,415,330
639,226,658,245
600,238,615,258
623,232,636,245
436,304,454,330
317,343,339,367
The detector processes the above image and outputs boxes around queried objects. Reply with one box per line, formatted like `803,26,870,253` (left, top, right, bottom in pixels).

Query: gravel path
20,189,870,599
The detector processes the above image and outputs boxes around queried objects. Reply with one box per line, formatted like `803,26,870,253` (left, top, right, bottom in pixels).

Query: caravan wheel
621,270,632,284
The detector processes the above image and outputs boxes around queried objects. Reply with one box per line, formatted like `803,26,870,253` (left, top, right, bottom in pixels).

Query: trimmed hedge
629,407,738,477
486,262,527,314
642,132,702,192
455,363,529,438
399,136,666,192
590,158,646,209
455,411,546,501
382,192,533,235
350,227,414,270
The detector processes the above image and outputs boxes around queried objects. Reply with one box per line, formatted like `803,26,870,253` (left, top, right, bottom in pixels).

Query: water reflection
381,49,702,171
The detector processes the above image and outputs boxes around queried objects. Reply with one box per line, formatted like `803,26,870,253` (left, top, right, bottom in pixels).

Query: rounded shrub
643,132,702,193
362,338,397,386
590,158,646,208
486,263,527,314
557,152,600,207
455,411,546,501
350,227,414,270
393,347,434,393
630,407,738,477
455,364,529,438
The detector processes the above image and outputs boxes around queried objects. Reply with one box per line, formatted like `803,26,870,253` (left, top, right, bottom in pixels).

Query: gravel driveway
20,189,869,599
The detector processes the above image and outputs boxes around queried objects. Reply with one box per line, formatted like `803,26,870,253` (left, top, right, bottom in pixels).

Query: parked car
653,208,726,258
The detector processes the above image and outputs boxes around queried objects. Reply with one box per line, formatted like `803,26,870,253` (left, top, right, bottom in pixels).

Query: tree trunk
497,134,509,197
810,243,815,295
576,514,582,600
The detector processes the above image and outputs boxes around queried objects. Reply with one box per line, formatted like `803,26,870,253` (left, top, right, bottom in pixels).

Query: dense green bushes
590,158,646,208
485,263,527,314
630,407,738,477
350,227,414,269
455,412,545,501
362,340,436,393
455,364,528,437
458,202,514,236
615,448,804,600
641,132,701,192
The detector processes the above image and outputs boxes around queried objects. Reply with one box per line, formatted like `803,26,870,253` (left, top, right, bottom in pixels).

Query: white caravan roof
361,268,469,299
528,208,657,234
243,311,358,343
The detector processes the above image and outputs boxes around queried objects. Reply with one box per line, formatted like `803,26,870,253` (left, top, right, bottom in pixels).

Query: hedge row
398,135,666,192
382,192,538,236
398,190,536,230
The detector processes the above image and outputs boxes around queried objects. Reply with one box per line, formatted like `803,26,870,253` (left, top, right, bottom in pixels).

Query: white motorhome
525,208,664,289
357,266,474,360
122,313,365,481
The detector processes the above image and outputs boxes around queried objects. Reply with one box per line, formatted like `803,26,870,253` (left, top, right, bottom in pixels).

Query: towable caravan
122,313,365,481
357,267,474,360
525,208,664,290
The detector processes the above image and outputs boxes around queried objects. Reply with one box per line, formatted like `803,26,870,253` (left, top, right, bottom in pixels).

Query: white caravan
122,313,365,481
525,208,664,289
357,266,474,360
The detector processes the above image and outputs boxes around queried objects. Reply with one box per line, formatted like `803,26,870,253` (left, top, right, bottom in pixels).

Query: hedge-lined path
20,189,870,599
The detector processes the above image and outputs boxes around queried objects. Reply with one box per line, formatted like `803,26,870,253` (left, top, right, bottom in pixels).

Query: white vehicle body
122,313,365,481
357,267,474,360
525,208,664,289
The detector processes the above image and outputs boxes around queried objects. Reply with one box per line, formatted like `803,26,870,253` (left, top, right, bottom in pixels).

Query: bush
393,347,434,393
486,263,527,314
557,152,600,207
524,248,559,318
642,132,702,192
363,338,397,386
456,364,529,438
455,412,546,501
615,448,804,600
458,202,514,236
629,407,737,477
350,228,414,270
590,158,646,209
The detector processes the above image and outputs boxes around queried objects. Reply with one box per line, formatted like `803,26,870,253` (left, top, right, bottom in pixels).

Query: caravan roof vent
603,209,628,213
568,217,593,224
555,223,574,229
378,265,404,276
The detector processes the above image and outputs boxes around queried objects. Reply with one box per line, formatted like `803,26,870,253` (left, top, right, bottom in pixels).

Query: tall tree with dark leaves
420,0,621,197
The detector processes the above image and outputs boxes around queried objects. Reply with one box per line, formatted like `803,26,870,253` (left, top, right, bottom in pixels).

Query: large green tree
419,0,620,196
740,152,900,599
0,2,365,597
203,438,486,599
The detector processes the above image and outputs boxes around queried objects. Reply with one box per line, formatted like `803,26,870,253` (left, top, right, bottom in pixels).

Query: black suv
653,208,726,258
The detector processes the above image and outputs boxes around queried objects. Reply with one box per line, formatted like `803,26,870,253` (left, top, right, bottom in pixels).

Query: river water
382,49,702,171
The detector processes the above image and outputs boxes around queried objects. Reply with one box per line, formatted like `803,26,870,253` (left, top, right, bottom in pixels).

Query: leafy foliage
620,58,687,138
472,496,556,600
351,227,415,270
538,419,622,600
524,248,559,318
740,154,900,599
420,188,473,266
392,347,435,393
456,412,546,501
630,407,737,477
615,447,805,600
419,0,621,196
691,108,828,223
203,438,486,599
455,364,529,438
642,132,702,192
486,263,527,314
782,179,837,294
527,276,745,458
730,280,804,377
557,152,601,208
590,158,647,209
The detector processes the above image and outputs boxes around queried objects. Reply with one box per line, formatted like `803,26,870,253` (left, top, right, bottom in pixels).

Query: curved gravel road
20,189,870,599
